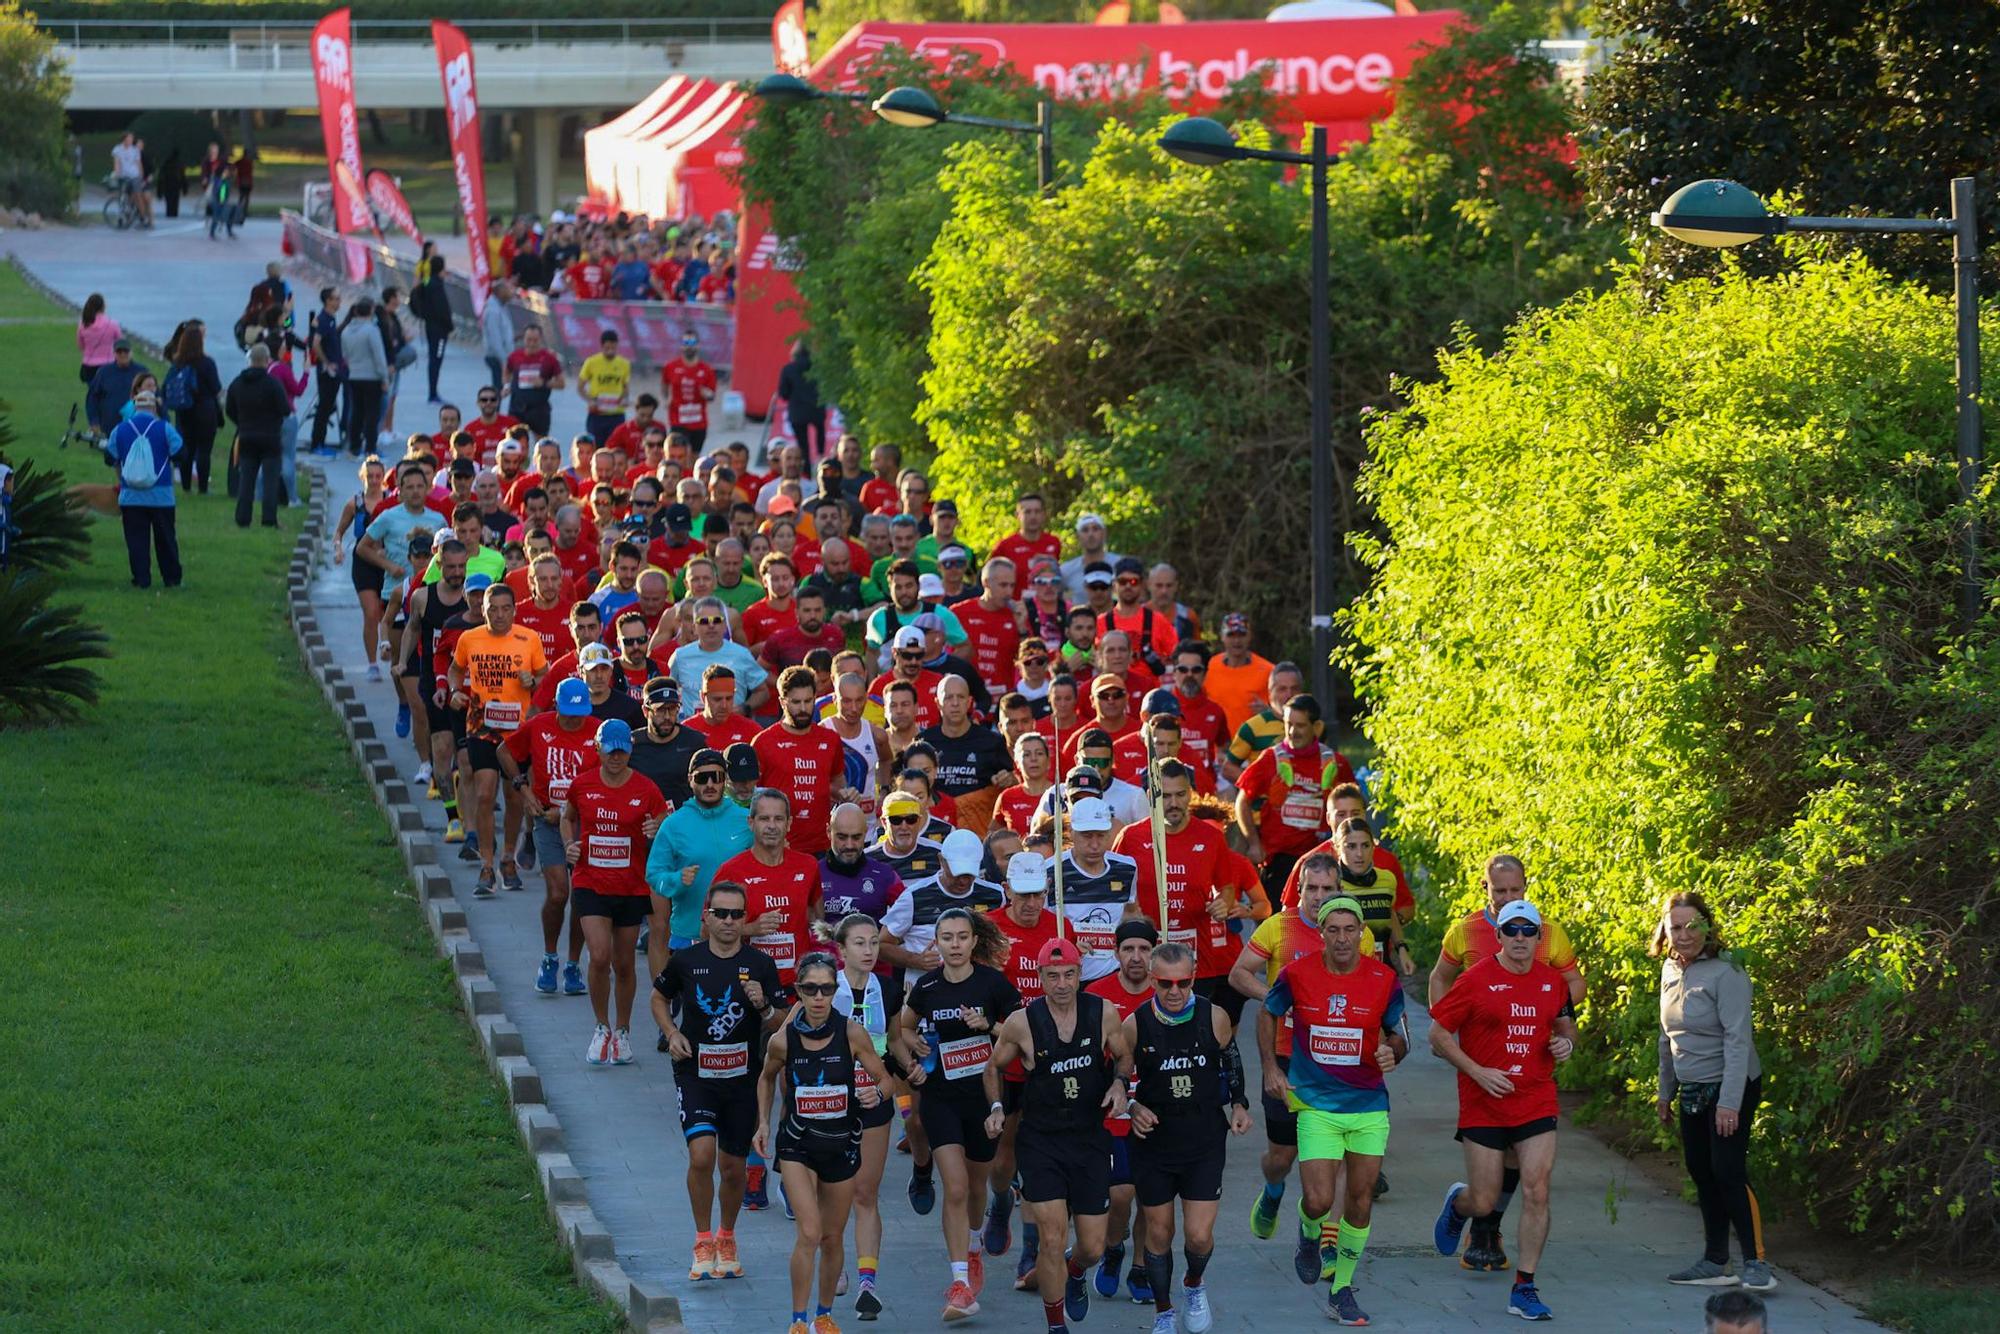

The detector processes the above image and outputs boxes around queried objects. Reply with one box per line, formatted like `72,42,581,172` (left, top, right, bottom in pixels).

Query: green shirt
425,545,505,586
711,575,762,614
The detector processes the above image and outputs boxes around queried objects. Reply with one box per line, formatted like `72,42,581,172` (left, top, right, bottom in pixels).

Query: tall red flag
431,20,492,315
771,0,810,75
311,8,370,281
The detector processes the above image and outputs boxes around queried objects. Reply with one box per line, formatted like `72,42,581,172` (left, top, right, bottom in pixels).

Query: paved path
7,224,1883,1334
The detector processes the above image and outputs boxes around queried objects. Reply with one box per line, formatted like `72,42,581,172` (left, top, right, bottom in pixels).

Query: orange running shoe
688,1238,717,1281
967,1251,985,1296
713,1232,743,1278
812,1316,841,1334
942,1279,979,1322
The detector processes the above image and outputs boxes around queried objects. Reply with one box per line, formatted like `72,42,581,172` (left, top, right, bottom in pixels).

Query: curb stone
281,460,681,1331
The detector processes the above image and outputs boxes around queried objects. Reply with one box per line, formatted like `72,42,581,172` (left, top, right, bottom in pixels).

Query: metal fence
281,209,734,374
45,16,769,47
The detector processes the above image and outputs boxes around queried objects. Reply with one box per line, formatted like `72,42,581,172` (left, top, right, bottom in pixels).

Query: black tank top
1022,993,1110,1136
415,580,465,664
781,1017,859,1147
1132,996,1221,1123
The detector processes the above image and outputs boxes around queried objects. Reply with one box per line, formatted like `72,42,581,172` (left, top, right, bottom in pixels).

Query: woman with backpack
164,320,223,495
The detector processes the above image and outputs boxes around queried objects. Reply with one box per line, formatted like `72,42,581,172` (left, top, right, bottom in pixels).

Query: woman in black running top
756,952,893,1334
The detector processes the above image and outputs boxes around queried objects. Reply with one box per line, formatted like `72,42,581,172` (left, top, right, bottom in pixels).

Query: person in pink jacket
77,293,122,386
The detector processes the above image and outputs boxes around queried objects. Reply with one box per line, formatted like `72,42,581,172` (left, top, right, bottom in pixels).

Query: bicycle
101,175,140,230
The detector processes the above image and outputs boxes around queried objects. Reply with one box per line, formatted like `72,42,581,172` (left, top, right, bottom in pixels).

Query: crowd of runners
317,343,1778,1332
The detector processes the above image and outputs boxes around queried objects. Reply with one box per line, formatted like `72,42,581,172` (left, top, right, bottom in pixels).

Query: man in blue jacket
103,388,184,588
85,338,149,435
644,746,752,1046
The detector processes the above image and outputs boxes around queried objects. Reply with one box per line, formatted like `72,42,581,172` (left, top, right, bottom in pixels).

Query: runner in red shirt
509,554,574,662
1281,784,1415,922
751,666,853,857
950,559,1023,693
1427,899,1574,1322
741,554,799,648
714,788,823,988
1233,694,1353,896
870,628,946,730
991,492,1063,576
501,679,599,997
1112,699,1216,794
1083,919,1158,1303
660,333,718,449
685,664,762,750
464,386,521,465
1165,643,1231,789
859,442,900,516
758,585,846,673
1116,761,1255,1025
561,718,669,1067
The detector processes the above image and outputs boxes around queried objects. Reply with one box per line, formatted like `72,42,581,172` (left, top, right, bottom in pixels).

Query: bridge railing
46,16,770,49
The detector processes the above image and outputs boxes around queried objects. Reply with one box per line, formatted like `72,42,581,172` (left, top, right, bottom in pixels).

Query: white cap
498,438,524,455
1075,512,1106,533
578,642,616,668
1495,900,1542,930
918,572,946,599
1069,796,1113,833
892,625,926,651
1005,851,1048,896
939,827,983,877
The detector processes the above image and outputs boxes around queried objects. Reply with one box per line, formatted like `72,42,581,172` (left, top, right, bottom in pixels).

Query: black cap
1076,726,1112,750
724,742,759,782
1115,918,1160,946
449,458,477,477
664,503,693,532
643,676,680,705
934,498,958,516
1064,764,1105,794
687,746,726,776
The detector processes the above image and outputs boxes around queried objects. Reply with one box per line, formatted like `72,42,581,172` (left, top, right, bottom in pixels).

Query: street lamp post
752,72,870,108
1160,116,1338,712
1652,177,1985,627
872,85,1057,197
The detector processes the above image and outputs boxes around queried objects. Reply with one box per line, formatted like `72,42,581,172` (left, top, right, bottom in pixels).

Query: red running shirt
751,722,849,855
716,848,822,984
564,770,667,896
1427,955,1569,1128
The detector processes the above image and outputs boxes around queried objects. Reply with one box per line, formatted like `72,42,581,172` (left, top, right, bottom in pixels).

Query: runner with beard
1085,920,1160,1304
628,676,703,810
756,666,857,858
653,881,781,1283
1117,761,1254,1030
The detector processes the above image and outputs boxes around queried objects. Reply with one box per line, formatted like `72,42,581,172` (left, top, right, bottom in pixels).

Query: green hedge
1349,256,1999,1247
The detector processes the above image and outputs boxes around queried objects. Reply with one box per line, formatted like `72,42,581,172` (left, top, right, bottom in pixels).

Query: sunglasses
796,982,836,997
1498,922,1541,938
707,906,746,919
621,637,648,647
1116,576,1141,586
887,813,922,826
1153,977,1194,992
692,771,725,784
1021,656,1048,668
477,397,497,405
630,498,656,507
1032,576,1060,587
694,615,724,627
1096,689,1127,700
1173,665,1205,675
897,649,923,660
1082,755,1112,769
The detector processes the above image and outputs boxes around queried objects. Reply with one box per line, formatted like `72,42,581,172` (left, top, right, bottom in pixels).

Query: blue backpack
160,363,197,412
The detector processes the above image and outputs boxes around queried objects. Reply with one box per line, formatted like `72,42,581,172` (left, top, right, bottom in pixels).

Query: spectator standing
376,287,413,441
224,343,290,527
411,255,454,403
104,389,184,588
157,147,184,219
342,298,388,458
608,244,655,299
308,287,347,455
76,293,121,386
776,341,824,463
165,321,224,494
480,278,516,391
269,351,308,506
232,149,255,217
86,337,147,434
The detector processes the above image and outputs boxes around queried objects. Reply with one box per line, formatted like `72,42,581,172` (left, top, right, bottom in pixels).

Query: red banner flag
310,8,370,282
772,0,810,76
431,20,492,315
365,167,424,248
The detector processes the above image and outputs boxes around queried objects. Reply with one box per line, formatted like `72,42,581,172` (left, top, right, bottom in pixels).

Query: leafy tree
915,14,1611,663
1348,255,1998,1246
804,0,1276,60
1583,0,2000,290
0,1,74,217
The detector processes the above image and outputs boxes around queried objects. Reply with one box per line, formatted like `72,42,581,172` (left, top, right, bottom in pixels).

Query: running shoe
443,818,465,843
535,955,559,995
1127,1267,1153,1304
1508,1282,1552,1321
427,778,441,800
983,1193,1013,1257
501,864,525,893
414,761,433,788
1095,1247,1124,1299
366,661,384,683
744,1165,769,1211
1294,1227,1322,1284
836,1271,848,1297
812,1315,840,1334
713,1233,742,1278
1064,1263,1089,1322
907,1167,935,1215
1738,1261,1777,1292
854,1284,881,1321
1666,1259,1738,1286
395,701,411,738
1184,1282,1214,1332
636,924,649,955
1014,1237,1037,1290
688,1238,716,1281
1434,1182,1469,1256
473,870,496,899
1149,1311,1177,1334
1373,1170,1389,1199
562,961,586,995
787,1322,807,1334
585,1024,611,1066
1251,1186,1282,1239
942,1280,978,1322
966,1250,984,1296
1328,1285,1370,1326
610,1028,634,1065
457,834,480,862
517,836,536,871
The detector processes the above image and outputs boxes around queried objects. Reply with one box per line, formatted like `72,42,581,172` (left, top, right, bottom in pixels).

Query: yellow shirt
579,353,631,416
1440,910,1579,973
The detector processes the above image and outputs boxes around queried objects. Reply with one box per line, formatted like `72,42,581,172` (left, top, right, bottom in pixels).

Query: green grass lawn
1867,1278,2000,1334
0,262,618,1330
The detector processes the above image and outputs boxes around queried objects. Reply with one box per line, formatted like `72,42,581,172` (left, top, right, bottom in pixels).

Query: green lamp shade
1650,179,1778,248
1158,117,1240,167
754,73,818,105
873,86,946,129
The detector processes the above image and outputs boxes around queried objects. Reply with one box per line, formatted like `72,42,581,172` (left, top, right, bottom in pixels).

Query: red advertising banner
365,167,424,249
310,8,370,282
431,20,493,315
772,0,810,76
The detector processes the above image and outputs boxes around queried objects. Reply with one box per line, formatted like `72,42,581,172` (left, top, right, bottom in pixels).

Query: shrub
0,568,108,726
2,457,88,572
1347,255,1999,1247
0,1,75,217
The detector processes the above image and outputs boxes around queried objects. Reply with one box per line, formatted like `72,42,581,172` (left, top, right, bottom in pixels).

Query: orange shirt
452,625,547,733
1204,651,1275,738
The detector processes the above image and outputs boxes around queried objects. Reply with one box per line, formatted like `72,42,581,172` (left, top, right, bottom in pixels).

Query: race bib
939,1035,992,1080
592,393,621,414
481,699,523,732
586,834,631,869
753,931,796,969
856,1062,878,1092
1166,926,1199,948
1307,1024,1364,1066
697,1042,748,1079
1072,925,1117,959
794,1085,850,1120
1281,791,1323,831
673,402,703,425
516,364,542,388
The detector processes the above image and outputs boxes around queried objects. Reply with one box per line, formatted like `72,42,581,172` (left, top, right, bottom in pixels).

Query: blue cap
465,572,495,592
555,678,591,718
596,719,634,752
1141,688,1181,718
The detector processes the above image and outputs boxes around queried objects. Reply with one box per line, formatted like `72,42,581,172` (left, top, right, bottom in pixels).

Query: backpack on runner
120,418,161,488
160,364,197,412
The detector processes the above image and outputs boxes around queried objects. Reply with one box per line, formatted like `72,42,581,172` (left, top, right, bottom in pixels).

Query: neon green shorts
1294,1107,1390,1162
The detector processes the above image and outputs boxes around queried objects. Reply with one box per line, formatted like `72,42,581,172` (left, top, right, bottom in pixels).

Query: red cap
1036,938,1082,970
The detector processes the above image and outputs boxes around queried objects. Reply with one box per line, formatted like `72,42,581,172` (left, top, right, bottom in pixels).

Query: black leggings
425,332,449,399
176,407,218,493
1679,1076,1762,1265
